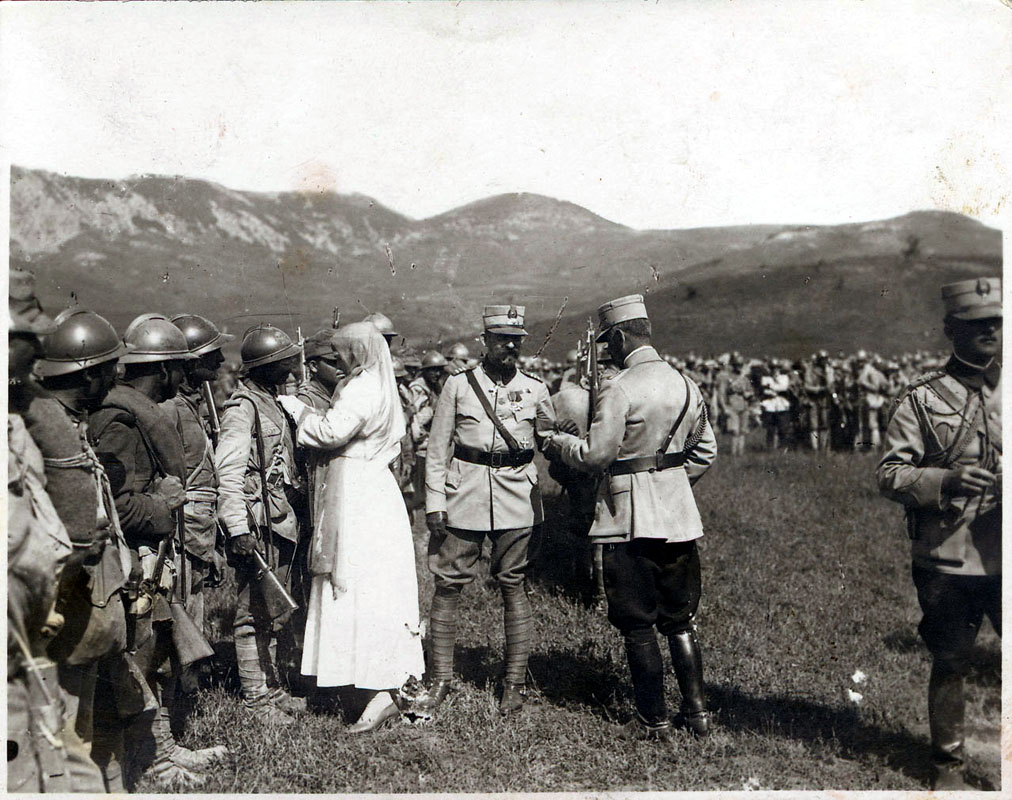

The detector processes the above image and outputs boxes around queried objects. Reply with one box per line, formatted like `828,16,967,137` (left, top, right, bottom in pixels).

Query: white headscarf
330,320,406,459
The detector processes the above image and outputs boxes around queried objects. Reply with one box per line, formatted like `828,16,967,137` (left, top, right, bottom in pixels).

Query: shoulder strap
659,372,692,456
464,368,522,453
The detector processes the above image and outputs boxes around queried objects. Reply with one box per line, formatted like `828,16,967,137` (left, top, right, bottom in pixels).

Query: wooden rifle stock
170,509,214,667
251,549,299,622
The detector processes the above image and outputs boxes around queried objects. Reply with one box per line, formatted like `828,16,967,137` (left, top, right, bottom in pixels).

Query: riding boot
623,629,667,727
928,660,967,790
668,629,710,736
501,584,533,714
414,588,458,714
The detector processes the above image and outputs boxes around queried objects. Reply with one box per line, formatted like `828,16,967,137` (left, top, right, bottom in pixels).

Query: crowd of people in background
9,262,997,794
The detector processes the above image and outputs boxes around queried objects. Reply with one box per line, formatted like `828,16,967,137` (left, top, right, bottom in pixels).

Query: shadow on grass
708,683,994,790
528,647,626,721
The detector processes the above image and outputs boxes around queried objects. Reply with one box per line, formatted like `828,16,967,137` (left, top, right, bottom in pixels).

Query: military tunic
555,346,717,544
877,358,1001,576
215,378,302,543
425,364,555,531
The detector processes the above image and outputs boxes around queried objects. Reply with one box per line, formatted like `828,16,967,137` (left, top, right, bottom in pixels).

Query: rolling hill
9,166,1001,359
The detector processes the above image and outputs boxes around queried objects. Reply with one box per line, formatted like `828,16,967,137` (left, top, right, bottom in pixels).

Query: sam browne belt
454,443,534,468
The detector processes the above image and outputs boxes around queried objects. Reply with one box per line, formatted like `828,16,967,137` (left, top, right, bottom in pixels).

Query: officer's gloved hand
942,466,997,497
426,511,448,538
230,533,258,558
446,363,467,377
556,419,580,436
154,475,186,511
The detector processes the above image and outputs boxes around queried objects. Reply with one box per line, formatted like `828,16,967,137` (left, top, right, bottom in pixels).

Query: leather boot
414,589,458,715
501,585,533,715
623,630,668,729
668,629,710,737
928,660,967,790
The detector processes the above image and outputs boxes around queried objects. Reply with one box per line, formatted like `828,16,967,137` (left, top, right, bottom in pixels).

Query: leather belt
608,452,686,476
454,444,534,469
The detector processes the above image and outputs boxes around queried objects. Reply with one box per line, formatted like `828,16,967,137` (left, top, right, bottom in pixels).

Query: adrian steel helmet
445,342,469,361
420,350,448,369
170,313,235,356
363,312,398,339
35,309,131,377
241,324,301,369
119,314,196,364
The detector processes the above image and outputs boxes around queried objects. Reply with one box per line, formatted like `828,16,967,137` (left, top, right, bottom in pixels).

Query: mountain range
9,165,1002,360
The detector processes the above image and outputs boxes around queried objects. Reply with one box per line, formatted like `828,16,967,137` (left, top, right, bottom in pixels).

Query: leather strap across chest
609,371,693,476
464,368,522,454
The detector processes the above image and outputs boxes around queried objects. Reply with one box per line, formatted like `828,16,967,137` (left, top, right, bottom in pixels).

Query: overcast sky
1,1,1009,230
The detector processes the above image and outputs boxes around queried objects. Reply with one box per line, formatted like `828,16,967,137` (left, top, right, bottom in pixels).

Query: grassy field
148,445,1002,793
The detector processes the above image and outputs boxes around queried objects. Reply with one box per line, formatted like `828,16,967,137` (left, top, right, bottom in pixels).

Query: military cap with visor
483,304,527,336
595,294,648,342
302,329,340,361
240,324,302,369
170,313,235,356
35,308,132,377
941,277,1002,321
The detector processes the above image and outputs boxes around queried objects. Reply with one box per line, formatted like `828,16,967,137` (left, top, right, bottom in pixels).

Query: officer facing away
545,294,717,741
877,277,1001,790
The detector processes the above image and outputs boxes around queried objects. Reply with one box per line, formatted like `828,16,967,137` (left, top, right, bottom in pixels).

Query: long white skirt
301,456,425,689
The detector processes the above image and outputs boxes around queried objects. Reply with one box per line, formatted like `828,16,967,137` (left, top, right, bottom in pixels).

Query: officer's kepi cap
483,304,527,335
941,277,1002,321
596,294,648,342
303,329,339,360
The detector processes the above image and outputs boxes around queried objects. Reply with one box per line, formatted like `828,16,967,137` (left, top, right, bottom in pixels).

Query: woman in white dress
277,321,425,732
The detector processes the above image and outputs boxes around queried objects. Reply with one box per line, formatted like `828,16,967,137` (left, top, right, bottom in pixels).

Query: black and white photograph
3,0,1007,794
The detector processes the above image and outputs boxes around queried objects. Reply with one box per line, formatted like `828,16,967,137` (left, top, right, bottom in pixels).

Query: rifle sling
464,368,522,454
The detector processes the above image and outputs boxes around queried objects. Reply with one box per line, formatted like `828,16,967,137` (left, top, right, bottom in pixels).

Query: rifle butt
169,603,215,667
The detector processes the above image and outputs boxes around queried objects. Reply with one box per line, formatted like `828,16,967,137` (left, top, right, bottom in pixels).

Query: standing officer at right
877,277,1001,790
546,295,717,741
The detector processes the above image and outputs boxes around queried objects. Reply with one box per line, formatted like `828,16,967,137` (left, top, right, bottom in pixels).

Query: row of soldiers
7,272,483,791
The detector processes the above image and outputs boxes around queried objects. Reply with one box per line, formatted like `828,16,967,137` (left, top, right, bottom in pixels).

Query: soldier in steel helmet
444,341,470,374
214,324,307,725
415,304,556,717
27,304,137,791
7,272,78,792
877,277,1002,790
159,315,235,654
544,295,717,742
363,311,399,347
89,313,225,787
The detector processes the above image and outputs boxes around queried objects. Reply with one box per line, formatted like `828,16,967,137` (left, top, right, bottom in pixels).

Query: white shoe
347,691,400,733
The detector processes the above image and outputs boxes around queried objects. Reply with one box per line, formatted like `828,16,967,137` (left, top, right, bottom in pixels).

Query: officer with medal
545,295,717,741
877,277,1001,790
416,304,556,717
